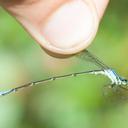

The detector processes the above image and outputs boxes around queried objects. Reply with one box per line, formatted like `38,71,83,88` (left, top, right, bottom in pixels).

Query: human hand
1,0,109,57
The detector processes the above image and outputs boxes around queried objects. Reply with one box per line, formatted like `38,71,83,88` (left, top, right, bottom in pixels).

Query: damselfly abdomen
0,50,128,96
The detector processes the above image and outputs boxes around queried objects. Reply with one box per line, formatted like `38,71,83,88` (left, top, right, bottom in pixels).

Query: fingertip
4,0,103,57
39,0,99,56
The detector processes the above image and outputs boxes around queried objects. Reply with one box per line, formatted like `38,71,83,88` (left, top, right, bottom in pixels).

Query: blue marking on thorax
111,69,120,79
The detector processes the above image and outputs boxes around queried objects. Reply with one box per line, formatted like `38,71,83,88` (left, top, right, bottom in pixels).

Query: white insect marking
89,69,123,85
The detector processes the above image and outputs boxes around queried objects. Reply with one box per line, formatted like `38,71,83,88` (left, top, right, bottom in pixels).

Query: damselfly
0,50,128,96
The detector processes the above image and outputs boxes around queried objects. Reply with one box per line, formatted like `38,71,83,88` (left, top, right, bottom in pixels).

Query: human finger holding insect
0,0,109,57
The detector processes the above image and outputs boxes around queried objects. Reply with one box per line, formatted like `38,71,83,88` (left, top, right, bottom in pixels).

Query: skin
0,0,109,57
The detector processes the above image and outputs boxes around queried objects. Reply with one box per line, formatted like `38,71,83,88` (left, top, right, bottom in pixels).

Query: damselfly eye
122,78,127,82
124,79,128,82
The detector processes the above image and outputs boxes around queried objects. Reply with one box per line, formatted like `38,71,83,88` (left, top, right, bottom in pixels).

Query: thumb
2,0,109,56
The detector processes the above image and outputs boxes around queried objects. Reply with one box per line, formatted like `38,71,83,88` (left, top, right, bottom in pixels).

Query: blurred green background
0,0,128,128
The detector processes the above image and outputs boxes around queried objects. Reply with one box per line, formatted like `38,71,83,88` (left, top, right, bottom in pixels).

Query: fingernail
93,0,109,19
41,0,98,51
